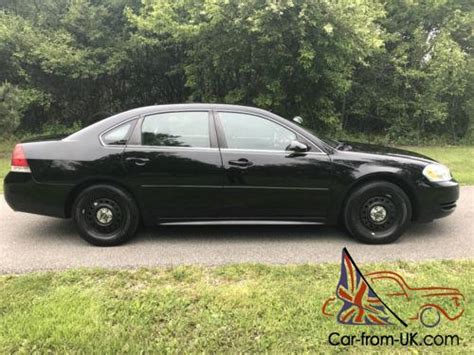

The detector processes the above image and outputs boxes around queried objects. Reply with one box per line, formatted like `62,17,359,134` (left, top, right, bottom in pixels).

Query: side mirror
286,140,310,153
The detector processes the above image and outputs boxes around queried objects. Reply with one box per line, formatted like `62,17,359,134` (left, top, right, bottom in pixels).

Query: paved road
1,187,473,273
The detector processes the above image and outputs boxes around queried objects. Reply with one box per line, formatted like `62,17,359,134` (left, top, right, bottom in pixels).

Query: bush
0,83,22,136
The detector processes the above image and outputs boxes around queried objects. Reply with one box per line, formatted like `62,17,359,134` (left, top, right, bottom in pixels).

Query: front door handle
126,157,150,166
228,158,254,168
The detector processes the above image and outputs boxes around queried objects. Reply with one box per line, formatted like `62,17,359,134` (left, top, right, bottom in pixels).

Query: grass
403,146,474,185
0,140,472,193
0,260,472,353
0,139,13,193
0,158,8,194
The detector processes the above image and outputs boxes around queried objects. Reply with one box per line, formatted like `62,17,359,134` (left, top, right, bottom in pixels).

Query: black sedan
4,104,459,246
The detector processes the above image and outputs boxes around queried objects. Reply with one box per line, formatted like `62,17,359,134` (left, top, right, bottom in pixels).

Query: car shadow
136,224,350,243
27,217,446,246
32,218,83,244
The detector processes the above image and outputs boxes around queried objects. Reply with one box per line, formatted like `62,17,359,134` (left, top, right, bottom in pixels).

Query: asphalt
0,187,473,274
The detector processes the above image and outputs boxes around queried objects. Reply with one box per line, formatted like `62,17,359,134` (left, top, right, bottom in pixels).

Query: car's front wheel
73,184,139,246
343,181,411,244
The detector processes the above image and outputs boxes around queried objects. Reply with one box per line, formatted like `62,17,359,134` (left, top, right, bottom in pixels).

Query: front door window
219,112,296,151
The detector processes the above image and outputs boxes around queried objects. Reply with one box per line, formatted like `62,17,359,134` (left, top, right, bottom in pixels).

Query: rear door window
141,111,210,148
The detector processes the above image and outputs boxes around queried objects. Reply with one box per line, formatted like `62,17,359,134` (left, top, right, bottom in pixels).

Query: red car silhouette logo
323,269,465,327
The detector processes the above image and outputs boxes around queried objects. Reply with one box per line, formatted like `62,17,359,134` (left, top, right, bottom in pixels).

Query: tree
0,0,471,142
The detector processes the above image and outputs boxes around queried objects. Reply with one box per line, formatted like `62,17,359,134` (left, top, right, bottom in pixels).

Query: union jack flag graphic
336,249,392,325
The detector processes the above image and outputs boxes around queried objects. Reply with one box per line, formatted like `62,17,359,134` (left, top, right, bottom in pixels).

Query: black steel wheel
73,184,139,246
343,181,411,244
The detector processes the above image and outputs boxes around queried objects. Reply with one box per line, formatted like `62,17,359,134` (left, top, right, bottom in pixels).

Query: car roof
367,271,409,286
66,103,286,141
64,103,332,153
123,103,282,117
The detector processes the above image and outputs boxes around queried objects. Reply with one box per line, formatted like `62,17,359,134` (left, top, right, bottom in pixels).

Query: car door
215,110,333,220
123,110,224,222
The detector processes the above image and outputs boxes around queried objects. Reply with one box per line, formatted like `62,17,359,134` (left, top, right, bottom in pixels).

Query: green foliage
0,157,8,193
0,82,45,135
36,121,83,137
344,0,473,141
128,0,385,131
0,83,22,135
0,0,472,141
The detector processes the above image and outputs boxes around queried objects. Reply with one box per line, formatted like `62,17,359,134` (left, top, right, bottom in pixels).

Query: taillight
11,144,31,173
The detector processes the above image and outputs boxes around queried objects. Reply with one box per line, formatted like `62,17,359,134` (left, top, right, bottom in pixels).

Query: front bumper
414,180,459,222
4,172,72,218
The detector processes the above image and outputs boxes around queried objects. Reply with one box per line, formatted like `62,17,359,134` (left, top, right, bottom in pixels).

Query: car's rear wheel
343,181,411,244
73,184,139,246
420,306,441,327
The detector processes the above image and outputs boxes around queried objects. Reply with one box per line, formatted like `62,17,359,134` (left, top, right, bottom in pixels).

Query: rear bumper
4,172,72,218
414,180,459,222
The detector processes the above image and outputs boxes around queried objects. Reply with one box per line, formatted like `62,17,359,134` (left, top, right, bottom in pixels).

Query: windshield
289,116,342,148
298,126,340,148
318,136,341,148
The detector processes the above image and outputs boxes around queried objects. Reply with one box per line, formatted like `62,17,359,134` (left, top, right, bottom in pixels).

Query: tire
73,184,139,246
343,181,411,244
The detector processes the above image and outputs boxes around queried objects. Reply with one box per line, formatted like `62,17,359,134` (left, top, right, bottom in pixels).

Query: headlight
422,164,452,182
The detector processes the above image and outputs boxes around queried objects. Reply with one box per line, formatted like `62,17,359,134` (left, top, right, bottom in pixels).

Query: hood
415,287,464,299
337,141,436,163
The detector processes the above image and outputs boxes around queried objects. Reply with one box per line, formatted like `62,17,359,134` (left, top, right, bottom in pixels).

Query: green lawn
0,139,15,193
0,158,8,193
0,261,472,353
403,146,474,185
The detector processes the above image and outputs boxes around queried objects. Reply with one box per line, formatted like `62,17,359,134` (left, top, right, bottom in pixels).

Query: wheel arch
339,173,418,222
64,178,140,219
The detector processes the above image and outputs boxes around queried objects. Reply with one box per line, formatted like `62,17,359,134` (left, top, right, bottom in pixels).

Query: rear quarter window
102,121,134,145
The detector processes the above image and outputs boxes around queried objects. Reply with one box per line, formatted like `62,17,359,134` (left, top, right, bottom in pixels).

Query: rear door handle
228,158,254,168
126,157,150,166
